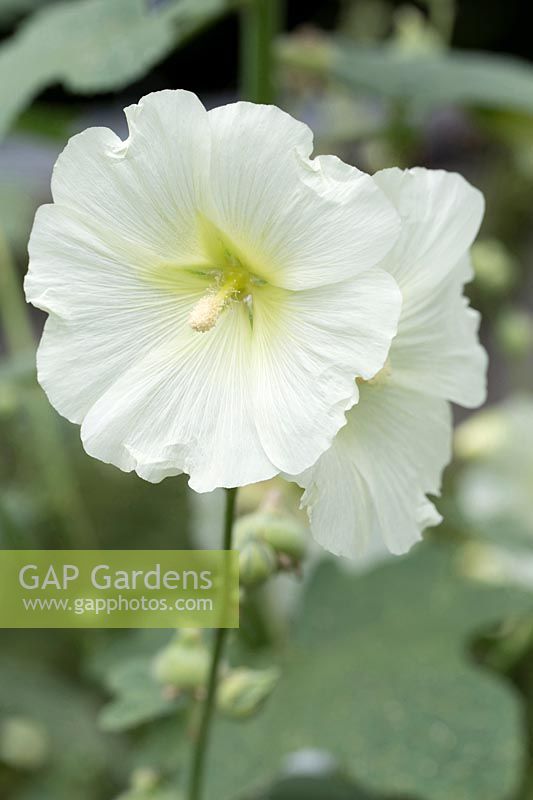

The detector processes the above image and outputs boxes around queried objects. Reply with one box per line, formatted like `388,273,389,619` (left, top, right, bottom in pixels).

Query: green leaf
207,543,532,800
128,713,190,776
87,629,170,684
279,37,533,116
252,774,387,799
0,0,229,137
99,657,180,732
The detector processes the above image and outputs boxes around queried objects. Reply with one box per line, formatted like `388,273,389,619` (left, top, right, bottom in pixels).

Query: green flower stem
188,486,238,800
239,0,284,104
0,230,93,547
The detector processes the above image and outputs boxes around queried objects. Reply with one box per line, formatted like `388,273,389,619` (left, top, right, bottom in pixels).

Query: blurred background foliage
1,0,533,798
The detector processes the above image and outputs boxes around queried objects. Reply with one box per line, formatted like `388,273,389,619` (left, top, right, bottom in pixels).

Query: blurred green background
2,1,533,799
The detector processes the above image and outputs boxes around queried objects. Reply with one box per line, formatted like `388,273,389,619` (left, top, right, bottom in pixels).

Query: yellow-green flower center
188,266,252,333
188,217,267,334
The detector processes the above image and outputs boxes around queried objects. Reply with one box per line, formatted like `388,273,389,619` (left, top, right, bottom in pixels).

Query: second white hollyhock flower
25,90,402,492
293,167,487,558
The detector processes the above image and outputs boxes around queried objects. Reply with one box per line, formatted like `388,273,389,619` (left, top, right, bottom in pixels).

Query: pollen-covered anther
189,268,249,333
188,291,227,333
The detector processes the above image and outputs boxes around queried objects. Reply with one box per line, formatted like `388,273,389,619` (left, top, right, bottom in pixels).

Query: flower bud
235,511,307,561
152,632,210,691
261,515,308,561
238,538,277,588
0,716,49,770
217,667,280,719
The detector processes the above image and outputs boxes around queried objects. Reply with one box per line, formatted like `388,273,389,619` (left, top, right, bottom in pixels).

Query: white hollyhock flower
25,90,402,493
293,167,487,558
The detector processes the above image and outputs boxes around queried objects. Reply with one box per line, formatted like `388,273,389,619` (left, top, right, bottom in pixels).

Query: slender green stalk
188,487,238,800
0,230,93,547
239,0,283,104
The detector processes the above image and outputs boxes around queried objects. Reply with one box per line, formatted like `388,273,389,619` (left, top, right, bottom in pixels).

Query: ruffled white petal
251,268,402,475
26,204,211,421
296,384,452,558
391,257,487,407
80,300,277,493
374,166,484,294
290,167,485,559
206,103,401,290
50,90,211,266
373,167,487,408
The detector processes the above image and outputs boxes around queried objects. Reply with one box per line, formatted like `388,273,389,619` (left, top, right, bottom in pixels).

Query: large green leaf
0,0,229,136
251,773,391,799
207,543,531,800
279,37,533,116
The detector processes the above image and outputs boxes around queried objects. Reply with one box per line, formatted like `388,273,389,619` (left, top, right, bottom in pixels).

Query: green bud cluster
238,537,278,587
152,630,210,692
235,510,308,589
